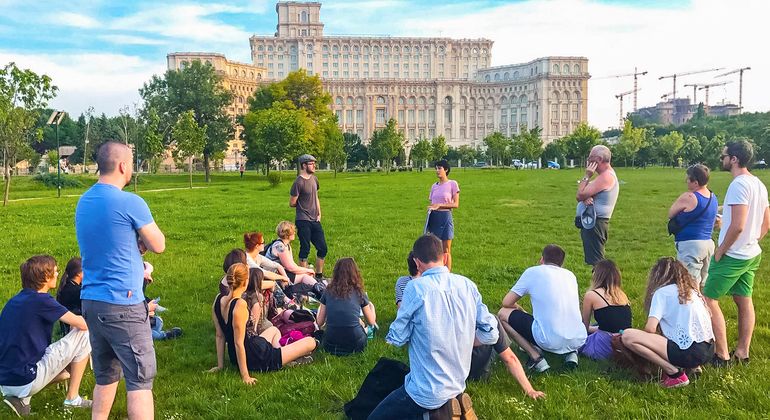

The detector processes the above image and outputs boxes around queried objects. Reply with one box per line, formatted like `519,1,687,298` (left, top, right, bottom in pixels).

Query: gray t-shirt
320,289,370,328
290,175,320,221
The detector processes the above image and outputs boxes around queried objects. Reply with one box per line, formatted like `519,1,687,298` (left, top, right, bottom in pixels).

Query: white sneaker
526,356,550,373
564,351,579,369
63,396,92,409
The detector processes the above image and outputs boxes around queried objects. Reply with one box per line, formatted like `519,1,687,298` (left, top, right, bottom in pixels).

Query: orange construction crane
698,81,732,109
615,88,641,128
683,83,707,104
658,67,723,102
716,67,751,111
594,67,648,111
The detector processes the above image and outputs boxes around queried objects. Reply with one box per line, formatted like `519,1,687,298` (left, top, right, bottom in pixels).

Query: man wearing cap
290,154,327,280
576,145,619,265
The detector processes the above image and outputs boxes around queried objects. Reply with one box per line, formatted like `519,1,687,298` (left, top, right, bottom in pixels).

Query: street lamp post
47,111,66,197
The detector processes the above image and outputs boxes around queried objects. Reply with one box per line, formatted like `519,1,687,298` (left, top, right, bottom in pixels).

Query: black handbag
668,192,713,236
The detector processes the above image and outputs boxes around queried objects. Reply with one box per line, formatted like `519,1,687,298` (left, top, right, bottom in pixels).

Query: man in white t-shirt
498,245,587,373
703,140,770,365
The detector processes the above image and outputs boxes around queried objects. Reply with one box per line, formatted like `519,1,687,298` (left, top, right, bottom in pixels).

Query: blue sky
0,0,765,130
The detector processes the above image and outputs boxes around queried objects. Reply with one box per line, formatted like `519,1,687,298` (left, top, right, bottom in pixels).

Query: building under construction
630,98,741,126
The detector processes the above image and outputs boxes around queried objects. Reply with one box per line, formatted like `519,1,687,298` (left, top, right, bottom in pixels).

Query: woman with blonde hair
316,258,377,355
579,259,632,360
621,257,714,388
265,221,325,299
208,263,316,383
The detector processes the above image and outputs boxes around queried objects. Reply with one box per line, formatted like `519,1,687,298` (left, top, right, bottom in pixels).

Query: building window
376,109,386,124
346,110,353,124
356,109,363,122
408,109,415,124
419,110,426,123
335,110,342,123
398,110,405,123
429,109,435,124
409,129,415,139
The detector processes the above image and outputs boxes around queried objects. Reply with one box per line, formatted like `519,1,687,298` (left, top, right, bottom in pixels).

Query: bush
32,173,84,189
266,172,282,187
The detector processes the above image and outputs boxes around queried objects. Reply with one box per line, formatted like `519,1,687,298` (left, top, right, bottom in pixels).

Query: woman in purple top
426,159,460,271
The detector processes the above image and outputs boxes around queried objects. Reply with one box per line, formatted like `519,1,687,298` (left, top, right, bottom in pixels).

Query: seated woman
219,249,247,295
244,231,290,285
621,257,714,388
55,257,84,335
316,258,377,355
265,221,325,299
580,259,632,360
243,268,274,335
208,263,317,383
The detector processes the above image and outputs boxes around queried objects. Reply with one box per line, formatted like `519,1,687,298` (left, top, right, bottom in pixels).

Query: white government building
167,1,590,165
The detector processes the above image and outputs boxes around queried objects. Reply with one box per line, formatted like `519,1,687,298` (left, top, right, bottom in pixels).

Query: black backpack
344,358,410,420
260,238,281,257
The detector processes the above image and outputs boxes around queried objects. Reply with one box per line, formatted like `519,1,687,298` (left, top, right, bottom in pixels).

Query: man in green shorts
704,140,770,365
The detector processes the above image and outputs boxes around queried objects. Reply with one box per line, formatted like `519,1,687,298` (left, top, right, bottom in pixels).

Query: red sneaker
661,371,690,388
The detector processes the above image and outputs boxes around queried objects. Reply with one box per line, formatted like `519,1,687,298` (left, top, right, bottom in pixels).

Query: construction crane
698,81,732,108
683,83,707,104
658,67,723,102
615,88,641,128
716,67,751,111
661,91,674,100
594,67,648,111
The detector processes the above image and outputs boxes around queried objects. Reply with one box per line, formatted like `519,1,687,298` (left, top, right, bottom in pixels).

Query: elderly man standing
76,142,166,420
576,145,619,265
369,234,498,419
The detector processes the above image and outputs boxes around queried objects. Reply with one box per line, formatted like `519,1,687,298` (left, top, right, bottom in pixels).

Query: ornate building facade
168,1,589,165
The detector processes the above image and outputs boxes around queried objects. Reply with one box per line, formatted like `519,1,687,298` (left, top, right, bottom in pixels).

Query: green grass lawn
1,167,769,419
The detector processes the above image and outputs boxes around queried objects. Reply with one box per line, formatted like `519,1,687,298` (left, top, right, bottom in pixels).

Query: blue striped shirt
386,266,498,409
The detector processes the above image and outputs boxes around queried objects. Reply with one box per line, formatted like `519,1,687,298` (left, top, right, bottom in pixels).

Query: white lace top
649,284,714,349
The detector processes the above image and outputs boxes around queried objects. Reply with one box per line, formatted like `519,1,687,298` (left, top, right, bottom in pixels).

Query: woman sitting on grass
265,221,325,299
209,263,317,384
219,249,247,295
580,259,632,360
244,231,292,285
621,257,714,388
243,267,274,335
316,258,377,355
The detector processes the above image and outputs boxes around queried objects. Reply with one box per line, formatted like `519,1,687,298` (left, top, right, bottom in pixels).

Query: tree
0,62,57,206
242,105,314,177
615,120,646,167
320,120,345,176
140,60,234,183
140,107,165,173
701,134,725,170
368,118,404,173
343,132,367,167
410,137,431,170
456,145,477,168
430,135,448,161
515,126,543,164
562,122,602,166
657,131,684,167
172,111,206,188
542,140,566,164
483,132,509,166
679,135,703,165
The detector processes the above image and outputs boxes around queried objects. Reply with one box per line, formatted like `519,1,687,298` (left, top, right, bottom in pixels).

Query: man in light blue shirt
75,142,165,420
369,234,498,419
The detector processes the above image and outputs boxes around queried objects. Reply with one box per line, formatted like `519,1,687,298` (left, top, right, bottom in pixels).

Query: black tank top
214,295,282,372
592,290,632,333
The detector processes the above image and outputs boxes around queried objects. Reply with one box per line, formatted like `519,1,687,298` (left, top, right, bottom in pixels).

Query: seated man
498,244,587,373
0,255,92,417
370,234,499,419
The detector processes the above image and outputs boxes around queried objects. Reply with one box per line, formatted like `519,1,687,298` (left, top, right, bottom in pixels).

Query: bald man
576,145,619,265
75,142,165,420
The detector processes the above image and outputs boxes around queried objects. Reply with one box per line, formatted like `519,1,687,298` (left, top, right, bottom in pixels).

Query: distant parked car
526,161,538,169
473,161,489,168
547,161,561,169
511,159,523,169
755,159,767,169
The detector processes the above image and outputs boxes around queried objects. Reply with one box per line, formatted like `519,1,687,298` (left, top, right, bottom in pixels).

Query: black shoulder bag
667,192,713,236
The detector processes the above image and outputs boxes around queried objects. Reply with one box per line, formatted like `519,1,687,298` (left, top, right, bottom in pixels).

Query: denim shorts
82,300,156,391
427,210,454,240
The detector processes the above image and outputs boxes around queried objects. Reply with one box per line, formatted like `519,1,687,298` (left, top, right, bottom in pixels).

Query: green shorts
703,254,761,299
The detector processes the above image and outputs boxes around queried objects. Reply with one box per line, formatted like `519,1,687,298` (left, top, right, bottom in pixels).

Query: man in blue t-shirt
0,255,92,417
75,142,166,420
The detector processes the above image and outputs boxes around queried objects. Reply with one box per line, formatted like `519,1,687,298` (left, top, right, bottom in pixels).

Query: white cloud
54,12,100,29
100,34,166,46
0,51,166,117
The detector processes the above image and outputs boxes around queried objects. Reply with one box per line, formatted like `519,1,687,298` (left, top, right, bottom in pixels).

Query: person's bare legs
443,240,452,272
280,337,317,365
497,308,540,360
299,259,308,268
621,329,678,375
92,382,119,420
705,297,729,359
260,327,282,348
64,356,89,401
733,295,755,359
295,273,318,286
315,258,324,277
126,390,153,420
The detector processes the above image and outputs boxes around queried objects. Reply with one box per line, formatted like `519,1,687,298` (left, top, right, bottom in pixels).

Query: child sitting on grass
0,255,93,417
138,239,182,340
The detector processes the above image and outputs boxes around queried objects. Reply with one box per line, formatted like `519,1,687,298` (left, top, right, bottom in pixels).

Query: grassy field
1,167,768,419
